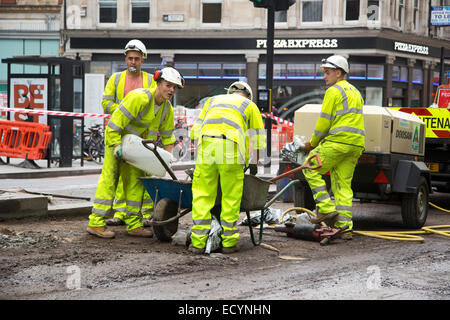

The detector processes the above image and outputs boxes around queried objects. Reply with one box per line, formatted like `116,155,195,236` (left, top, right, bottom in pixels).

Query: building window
275,10,287,23
174,63,198,78
413,0,419,31
345,0,360,21
398,0,405,28
393,65,408,82
349,63,366,79
202,0,222,24
367,64,384,80
287,64,316,79
367,0,379,21
223,64,246,78
413,68,423,84
99,0,117,24
302,0,322,22
131,0,150,24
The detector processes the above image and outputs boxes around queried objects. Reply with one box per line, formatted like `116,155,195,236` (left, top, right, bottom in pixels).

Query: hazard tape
0,107,110,119
0,107,296,128
262,113,294,127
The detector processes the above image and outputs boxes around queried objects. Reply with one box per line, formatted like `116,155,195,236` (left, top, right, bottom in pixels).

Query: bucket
121,134,173,177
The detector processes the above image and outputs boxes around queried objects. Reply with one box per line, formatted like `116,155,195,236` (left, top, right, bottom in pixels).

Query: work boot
106,217,125,226
86,226,115,239
142,218,153,228
127,227,153,238
222,244,240,254
310,212,338,227
188,244,205,254
340,231,353,240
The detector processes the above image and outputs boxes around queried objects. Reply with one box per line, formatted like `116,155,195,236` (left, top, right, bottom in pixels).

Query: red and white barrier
262,113,294,127
0,107,295,128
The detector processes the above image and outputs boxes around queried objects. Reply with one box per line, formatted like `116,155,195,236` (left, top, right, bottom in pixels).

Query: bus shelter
2,56,85,168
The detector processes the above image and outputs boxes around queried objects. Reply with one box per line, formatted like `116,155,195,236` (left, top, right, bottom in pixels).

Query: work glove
113,144,122,160
245,164,258,175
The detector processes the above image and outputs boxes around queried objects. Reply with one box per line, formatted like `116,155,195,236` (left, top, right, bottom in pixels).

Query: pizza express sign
394,41,429,55
256,38,338,49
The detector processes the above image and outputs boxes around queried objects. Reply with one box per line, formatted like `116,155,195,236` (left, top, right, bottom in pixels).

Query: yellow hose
281,205,450,242
428,202,450,213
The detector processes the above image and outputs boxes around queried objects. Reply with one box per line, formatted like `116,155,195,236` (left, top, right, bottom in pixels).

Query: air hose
280,204,450,242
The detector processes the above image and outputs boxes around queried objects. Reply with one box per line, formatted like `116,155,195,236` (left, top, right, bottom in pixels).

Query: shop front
70,33,446,119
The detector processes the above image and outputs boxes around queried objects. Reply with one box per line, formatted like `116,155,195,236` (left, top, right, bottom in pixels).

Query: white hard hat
124,39,147,59
320,55,349,74
155,67,184,88
227,81,253,100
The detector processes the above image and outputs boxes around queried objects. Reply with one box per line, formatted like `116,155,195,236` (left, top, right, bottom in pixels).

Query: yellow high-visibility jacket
105,87,175,147
190,93,266,165
311,80,365,148
102,70,155,114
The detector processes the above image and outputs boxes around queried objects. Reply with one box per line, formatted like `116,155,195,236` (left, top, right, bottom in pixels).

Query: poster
9,78,48,124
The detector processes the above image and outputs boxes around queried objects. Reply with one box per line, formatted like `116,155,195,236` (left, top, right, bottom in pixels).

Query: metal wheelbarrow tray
138,139,322,245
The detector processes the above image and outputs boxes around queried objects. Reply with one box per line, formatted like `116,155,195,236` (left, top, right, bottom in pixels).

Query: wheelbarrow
139,139,322,246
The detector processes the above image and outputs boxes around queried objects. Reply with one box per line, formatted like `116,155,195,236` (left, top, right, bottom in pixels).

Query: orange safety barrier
272,123,294,151
0,120,52,160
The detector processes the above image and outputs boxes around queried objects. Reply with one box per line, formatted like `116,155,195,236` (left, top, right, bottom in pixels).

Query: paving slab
0,191,48,219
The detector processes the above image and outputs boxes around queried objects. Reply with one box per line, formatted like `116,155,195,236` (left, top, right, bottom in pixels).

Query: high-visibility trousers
113,176,153,221
88,145,147,231
191,137,244,249
302,140,363,230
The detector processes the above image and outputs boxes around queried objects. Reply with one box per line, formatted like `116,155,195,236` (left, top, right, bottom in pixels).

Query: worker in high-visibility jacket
101,39,157,227
87,67,183,239
189,81,266,254
303,55,365,240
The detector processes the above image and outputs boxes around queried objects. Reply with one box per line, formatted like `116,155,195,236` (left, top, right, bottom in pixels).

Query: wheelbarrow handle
269,154,322,183
141,139,178,181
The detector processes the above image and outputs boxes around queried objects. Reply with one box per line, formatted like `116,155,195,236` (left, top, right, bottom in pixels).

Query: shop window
365,87,383,106
345,0,360,21
349,63,366,79
367,64,384,80
174,63,198,78
223,63,246,78
274,64,287,79
302,0,322,22
131,0,150,24
433,71,440,86
198,63,222,78
99,0,117,24
393,65,407,82
202,0,222,24
412,68,423,84
411,89,421,107
287,64,316,79
367,0,379,21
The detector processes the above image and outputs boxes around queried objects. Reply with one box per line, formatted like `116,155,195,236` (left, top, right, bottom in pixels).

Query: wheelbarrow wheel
152,198,179,242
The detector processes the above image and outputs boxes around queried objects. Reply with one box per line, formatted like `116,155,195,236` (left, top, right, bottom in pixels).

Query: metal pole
439,46,445,86
264,4,274,171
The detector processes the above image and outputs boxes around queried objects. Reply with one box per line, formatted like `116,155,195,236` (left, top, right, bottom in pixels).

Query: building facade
0,0,62,95
61,0,449,118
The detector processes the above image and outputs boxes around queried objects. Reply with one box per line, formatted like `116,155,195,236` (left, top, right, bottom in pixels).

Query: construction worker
303,55,365,240
87,67,183,239
189,81,266,254
102,39,156,227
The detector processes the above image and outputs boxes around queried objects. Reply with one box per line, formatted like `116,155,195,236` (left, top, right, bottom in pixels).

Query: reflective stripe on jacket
311,80,365,148
105,87,175,146
102,71,154,114
190,93,266,164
